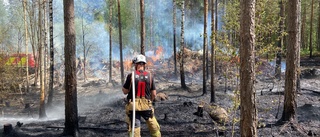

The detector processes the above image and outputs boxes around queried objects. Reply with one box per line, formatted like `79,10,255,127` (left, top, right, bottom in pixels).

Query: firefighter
122,54,161,137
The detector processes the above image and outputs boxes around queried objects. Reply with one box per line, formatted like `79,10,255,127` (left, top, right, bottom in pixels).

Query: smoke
53,0,225,62
77,88,125,113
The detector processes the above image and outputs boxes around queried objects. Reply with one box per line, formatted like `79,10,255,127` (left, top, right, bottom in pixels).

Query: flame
123,60,133,71
155,46,163,56
149,46,163,63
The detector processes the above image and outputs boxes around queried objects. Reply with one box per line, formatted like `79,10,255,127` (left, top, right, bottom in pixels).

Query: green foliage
222,0,280,59
301,48,320,57
94,11,104,22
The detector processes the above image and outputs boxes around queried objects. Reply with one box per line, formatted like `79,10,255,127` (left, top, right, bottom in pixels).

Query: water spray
131,71,135,137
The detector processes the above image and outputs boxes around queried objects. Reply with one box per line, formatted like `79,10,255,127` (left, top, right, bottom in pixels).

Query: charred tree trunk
140,0,145,55
240,0,257,136
203,0,208,95
275,0,284,80
47,0,54,107
3,123,13,135
210,0,216,103
180,1,187,89
309,0,314,58
280,0,300,123
109,0,113,83
173,0,177,76
117,0,124,84
63,0,79,136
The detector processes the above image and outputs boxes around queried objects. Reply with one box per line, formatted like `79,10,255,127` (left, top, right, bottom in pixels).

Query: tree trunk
3,123,13,135
309,0,314,58
23,0,30,93
30,1,39,87
43,0,48,100
280,0,300,123
47,0,54,107
275,0,284,80
140,0,145,55
180,1,187,89
63,0,79,136
210,0,216,103
31,0,40,86
203,0,208,95
240,0,257,136
301,5,306,49
215,0,218,32
149,3,154,48
109,0,113,83
317,0,320,51
117,0,124,84
39,0,47,119
81,7,87,82
173,0,177,76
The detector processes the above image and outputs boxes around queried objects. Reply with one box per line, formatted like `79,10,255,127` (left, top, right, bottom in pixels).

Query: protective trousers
125,103,161,137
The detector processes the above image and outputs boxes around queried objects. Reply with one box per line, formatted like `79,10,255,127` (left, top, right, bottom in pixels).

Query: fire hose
131,71,135,137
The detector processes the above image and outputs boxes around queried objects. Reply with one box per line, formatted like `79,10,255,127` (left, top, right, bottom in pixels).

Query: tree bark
43,0,48,102
28,1,38,87
240,0,257,136
3,123,13,135
280,0,300,123
210,0,216,103
301,5,307,49
203,0,208,95
109,0,113,83
317,0,320,51
47,0,54,107
173,0,177,76
309,0,314,58
180,1,187,89
63,0,79,136
117,0,124,84
140,0,145,55
39,0,47,119
23,0,30,93
33,0,39,87
80,2,87,82
275,0,284,80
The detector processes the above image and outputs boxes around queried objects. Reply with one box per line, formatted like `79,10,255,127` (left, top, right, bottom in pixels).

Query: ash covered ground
0,56,320,137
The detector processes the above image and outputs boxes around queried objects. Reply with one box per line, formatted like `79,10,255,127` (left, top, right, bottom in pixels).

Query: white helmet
133,54,147,64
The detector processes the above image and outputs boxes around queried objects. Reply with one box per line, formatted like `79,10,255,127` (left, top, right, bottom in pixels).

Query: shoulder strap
129,72,134,90
149,72,152,88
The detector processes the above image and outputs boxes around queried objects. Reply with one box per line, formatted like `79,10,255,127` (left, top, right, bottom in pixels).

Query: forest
0,0,319,137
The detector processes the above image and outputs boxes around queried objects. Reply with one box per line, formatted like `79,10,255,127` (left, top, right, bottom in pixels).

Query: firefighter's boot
128,127,141,137
146,117,161,137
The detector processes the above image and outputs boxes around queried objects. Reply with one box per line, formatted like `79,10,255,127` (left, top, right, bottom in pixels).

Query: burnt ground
0,58,320,137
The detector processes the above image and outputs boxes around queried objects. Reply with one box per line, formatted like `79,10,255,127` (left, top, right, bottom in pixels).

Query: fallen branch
301,88,320,95
46,126,127,132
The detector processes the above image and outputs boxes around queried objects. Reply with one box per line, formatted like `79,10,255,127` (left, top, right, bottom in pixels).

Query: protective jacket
123,70,155,102
123,70,161,137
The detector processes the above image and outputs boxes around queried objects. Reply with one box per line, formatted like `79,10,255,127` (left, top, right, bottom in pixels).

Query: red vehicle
0,53,36,68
